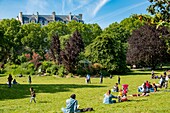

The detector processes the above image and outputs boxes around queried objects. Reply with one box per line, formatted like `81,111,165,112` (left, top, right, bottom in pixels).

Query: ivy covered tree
126,24,168,69
61,30,84,73
147,0,170,22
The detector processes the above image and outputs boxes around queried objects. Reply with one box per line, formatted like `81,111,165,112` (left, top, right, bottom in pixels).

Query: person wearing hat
61,94,80,113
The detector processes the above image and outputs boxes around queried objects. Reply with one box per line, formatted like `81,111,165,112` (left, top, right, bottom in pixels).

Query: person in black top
7,74,13,88
30,87,36,103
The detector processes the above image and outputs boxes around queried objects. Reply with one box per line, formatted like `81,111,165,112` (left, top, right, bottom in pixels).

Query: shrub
57,65,66,77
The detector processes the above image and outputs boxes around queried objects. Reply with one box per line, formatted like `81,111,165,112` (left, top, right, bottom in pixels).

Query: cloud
70,0,91,13
92,0,110,17
25,0,48,14
62,0,65,14
89,1,148,23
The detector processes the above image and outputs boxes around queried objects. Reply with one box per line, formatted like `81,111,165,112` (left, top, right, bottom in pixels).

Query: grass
0,70,170,113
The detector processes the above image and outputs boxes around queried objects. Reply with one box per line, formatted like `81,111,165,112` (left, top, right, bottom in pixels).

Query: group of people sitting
138,81,157,96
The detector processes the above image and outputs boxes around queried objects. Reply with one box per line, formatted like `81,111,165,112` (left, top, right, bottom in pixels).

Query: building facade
17,12,84,25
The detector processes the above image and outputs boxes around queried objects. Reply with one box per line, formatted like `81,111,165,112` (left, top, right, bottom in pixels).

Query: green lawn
0,70,170,113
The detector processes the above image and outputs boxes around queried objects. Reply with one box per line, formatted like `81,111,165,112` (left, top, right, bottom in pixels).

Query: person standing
7,74,13,88
30,87,36,103
100,72,103,84
28,75,32,84
86,74,91,84
118,76,120,84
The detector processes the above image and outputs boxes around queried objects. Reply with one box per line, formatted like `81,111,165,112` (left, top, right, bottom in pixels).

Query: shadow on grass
0,74,6,77
127,98,148,102
0,84,106,101
121,72,152,76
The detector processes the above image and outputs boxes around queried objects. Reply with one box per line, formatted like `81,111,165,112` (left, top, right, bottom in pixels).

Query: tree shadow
121,72,151,76
127,98,148,102
0,84,106,101
0,74,6,77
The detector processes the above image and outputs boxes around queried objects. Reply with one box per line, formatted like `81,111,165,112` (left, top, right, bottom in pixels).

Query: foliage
67,21,102,46
0,19,22,63
21,23,47,55
147,0,170,22
85,34,127,74
59,35,71,50
120,14,153,34
30,52,42,70
57,65,66,77
126,24,168,69
61,30,84,73
49,34,61,64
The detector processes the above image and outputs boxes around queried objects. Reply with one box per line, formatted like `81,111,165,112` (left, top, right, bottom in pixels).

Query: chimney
69,12,72,21
79,14,82,20
52,12,56,21
19,12,23,24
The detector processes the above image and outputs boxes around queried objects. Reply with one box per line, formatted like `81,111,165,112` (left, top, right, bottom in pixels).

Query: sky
0,0,151,28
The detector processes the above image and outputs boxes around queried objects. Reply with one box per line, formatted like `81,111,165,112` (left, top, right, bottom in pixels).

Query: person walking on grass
118,76,120,84
28,75,32,84
30,87,36,103
100,72,103,84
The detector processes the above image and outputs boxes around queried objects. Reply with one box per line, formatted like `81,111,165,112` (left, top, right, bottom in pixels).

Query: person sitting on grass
61,94,80,113
103,90,117,104
118,89,128,102
112,83,119,92
152,83,157,92
12,79,18,84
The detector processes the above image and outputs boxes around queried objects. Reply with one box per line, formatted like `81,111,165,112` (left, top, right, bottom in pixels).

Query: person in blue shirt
103,90,117,104
86,74,91,84
61,94,80,113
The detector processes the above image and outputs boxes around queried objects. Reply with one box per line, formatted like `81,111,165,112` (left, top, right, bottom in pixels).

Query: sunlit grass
0,70,170,113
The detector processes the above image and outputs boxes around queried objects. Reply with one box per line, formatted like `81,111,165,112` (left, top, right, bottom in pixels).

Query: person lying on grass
103,90,117,104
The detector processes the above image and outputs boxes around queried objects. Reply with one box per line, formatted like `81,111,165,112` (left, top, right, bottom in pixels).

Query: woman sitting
112,83,119,92
103,90,117,104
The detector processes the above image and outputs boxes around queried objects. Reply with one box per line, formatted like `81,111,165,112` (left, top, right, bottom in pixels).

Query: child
30,87,36,103
112,83,119,92
118,89,128,102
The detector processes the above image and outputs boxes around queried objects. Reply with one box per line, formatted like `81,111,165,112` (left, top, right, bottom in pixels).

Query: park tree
21,23,46,56
120,14,153,34
126,24,168,69
0,19,22,63
147,0,170,22
49,34,61,64
103,22,130,43
60,30,84,73
85,34,127,74
43,21,70,40
67,21,102,46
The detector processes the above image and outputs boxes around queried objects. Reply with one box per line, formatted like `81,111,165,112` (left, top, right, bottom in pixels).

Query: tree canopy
126,24,168,69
